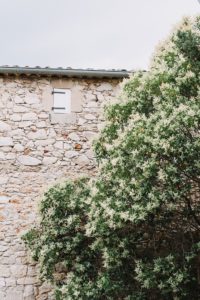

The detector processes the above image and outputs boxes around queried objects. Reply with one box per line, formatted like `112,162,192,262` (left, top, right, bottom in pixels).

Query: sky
0,0,199,71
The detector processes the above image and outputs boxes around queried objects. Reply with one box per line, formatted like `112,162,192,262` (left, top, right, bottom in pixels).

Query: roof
0,66,130,79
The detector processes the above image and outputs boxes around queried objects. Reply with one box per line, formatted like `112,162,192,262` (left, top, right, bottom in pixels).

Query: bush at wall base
23,16,200,300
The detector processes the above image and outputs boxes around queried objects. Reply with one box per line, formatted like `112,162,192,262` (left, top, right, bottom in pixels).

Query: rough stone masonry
0,68,128,300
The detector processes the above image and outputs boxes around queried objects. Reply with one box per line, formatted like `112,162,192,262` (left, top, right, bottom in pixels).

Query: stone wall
0,76,122,300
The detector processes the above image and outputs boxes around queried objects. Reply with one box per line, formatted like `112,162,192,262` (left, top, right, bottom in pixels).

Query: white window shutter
53,89,71,113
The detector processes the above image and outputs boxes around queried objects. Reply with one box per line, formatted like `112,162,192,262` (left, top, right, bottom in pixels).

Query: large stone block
0,138,13,147
25,95,40,105
43,157,57,165
96,83,113,91
35,139,55,146
22,113,38,121
13,106,28,113
68,132,79,141
54,141,63,149
28,129,47,140
10,265,27,277
0,177,8,185
10,114,22,122
0,195,10,204
17,277,38,285
0,277,5,286
65,150,78,158
74,154,90,167
5,291,23,300
0,121,11,132
17,155,41,166
24,285,35,300
0,266,10,277
5,278,16,287
14,144,24,152
14,95,24,104
84,114,96,120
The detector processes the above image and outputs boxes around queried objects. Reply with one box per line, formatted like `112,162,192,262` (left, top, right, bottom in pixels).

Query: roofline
0,66,130,79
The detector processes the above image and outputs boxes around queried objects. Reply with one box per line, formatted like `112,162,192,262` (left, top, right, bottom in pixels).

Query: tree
23,16,200,299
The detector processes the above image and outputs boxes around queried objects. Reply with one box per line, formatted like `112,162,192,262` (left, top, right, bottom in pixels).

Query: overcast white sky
0,0,199,70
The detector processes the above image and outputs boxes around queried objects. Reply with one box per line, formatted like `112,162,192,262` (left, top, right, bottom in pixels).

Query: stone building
0,66,129,300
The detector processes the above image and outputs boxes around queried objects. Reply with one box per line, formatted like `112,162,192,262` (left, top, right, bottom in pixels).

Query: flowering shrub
23,16,200,299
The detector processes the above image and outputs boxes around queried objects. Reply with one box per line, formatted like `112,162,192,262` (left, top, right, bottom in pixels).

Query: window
52,88,71,114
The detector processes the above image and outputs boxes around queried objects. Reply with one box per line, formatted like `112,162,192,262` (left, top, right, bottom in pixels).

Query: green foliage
23,16,200,299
